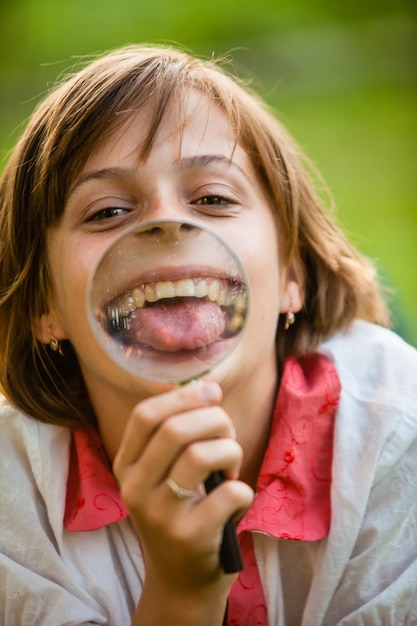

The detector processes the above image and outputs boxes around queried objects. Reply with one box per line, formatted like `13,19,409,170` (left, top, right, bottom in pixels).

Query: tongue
130,300,226,351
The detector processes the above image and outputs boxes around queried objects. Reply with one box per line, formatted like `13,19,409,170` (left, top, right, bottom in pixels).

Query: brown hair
0,45,390,426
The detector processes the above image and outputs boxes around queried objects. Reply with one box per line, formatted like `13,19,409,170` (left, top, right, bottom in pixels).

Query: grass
271,82,417,346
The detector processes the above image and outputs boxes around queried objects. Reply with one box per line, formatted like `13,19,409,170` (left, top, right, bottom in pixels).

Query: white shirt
1,321,416,625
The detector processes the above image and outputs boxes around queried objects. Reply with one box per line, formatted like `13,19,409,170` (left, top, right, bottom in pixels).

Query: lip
100,332,239,383
123,264,243,293
93,264,246,311
125,335,237,359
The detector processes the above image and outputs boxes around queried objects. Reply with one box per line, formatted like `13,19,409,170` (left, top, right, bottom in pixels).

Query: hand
113,380,254,623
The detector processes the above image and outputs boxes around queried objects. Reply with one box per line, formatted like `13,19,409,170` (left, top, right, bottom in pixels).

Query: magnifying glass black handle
204,471,244,573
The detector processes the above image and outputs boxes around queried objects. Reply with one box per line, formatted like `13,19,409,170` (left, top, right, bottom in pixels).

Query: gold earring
285,308,296,331
49,336,64,356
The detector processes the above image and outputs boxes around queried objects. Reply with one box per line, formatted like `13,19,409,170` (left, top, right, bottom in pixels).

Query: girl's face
37,92,301,418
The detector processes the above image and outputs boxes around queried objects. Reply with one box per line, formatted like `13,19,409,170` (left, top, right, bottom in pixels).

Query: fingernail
198,380,221,404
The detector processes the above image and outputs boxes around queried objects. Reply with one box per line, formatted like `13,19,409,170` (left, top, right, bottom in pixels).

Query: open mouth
102,277,247,352
102,276,248,353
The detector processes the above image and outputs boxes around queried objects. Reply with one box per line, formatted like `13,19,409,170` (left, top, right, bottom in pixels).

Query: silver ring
166,477,195,500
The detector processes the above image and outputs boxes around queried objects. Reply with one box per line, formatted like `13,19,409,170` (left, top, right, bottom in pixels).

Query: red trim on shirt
239,352,340,541
64,427,128,531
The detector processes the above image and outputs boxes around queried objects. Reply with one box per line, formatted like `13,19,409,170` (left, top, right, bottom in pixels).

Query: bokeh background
1,0,416,345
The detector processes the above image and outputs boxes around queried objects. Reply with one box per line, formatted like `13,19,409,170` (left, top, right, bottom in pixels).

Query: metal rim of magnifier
86,218,251,383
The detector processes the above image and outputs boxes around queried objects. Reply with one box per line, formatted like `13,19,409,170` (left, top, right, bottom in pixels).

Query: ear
279,262,304,314
33,310,67,345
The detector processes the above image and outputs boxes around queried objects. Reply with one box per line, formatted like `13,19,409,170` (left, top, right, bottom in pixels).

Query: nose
140,219,198,242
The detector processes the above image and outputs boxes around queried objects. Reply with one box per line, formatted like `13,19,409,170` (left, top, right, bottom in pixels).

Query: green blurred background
1,0,416,345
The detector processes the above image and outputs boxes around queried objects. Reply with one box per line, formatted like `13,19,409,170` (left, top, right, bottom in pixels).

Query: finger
114,379,222,471
138,406,236,485
197,479,254,527
167,438,244,495
170,479,254,558
117,406,236,512
143,478,253,572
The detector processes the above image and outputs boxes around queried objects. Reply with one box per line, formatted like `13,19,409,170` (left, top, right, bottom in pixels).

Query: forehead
82,91,241,172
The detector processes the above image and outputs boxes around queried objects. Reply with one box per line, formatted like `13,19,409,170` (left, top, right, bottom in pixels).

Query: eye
191,192,240,218
87,206,131,222
196,195,230,206
189,189,241,219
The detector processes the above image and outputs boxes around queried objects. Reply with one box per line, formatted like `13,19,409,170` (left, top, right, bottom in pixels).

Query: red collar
64,427,128,531
238,352,340,542
64,353,340,539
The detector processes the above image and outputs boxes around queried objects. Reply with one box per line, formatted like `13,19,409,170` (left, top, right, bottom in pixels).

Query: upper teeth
107,277,247,320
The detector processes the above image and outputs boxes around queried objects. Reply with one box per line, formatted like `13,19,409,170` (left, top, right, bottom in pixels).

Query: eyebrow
177,155,251,182
68,154,251,199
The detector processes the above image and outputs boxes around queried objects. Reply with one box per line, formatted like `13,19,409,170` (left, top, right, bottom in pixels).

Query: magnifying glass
87,219,250,572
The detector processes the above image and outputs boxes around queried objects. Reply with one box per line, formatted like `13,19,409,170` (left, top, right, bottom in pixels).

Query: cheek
248,265,281,329
244,221,281,290
239,234,281,332
47,239,95,335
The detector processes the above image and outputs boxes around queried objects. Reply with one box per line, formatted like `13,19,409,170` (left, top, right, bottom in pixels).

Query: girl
0,45,416,625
